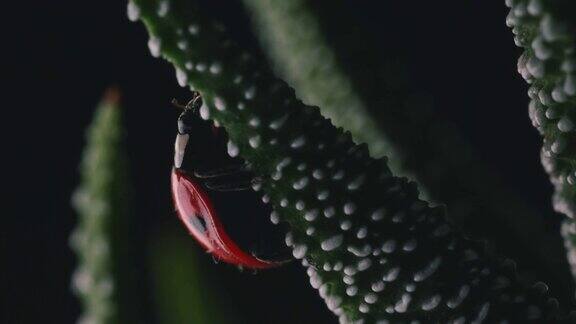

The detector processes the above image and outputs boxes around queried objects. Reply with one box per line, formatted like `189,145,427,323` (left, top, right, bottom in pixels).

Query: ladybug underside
171,113,289,269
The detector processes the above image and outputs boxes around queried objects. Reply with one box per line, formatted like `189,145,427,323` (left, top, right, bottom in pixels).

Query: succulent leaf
130,0,571,322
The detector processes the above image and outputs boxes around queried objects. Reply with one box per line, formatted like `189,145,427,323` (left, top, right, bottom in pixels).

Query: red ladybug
170,93,288,269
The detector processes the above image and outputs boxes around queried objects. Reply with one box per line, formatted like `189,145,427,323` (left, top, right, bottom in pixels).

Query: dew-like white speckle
312,169,325,180
291,136,306,149
188,24,199,35
357,259,372,271
127,2,140,21
340,220,352,231
403,239,417,252
175,68,188,87
213,97,226,111
347,175,365,191
177,40,188,51
280,199,289,208
527,0,543,15
209,62,222,75
244,86,256,100
326,296,342,311
372,281,385,292
343,202,356,215
383,267,400,282
392,212,405,223
304,210,318,222
447,285,470,309
293,177,309,190
196,63,207,72
185,62,194,70
324,207,336,218
261,195,270,204
541,14,566,42
333,262,343,271
365,293,378,304
394,293,412,313
292,244,307,259
227,141,239,157
147,37,161,57
359,303,370,314
157,1,169,17
382,240,396,254
321,235,343,251
356,227,368,239
472,302,490,323
421,295,441,311
558,116,574,132
285,232,294,246
344,266,357,276
271,171,282,181
332,170,345,180
414,257,442,282
346,286,358,296
343,276,354,285
270,211,280,225
276,157,291,171
306,227,315,236
249,117,260,128
348,245,372,257
295,200,305,211
371,208,386,221
317,190,329,200
249,135,261,148
199,103,210,120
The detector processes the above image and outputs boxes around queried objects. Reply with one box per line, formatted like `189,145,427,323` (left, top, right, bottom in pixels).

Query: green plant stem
130,0,571,321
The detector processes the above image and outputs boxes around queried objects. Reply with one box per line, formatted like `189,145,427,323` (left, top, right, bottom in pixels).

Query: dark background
2,0,566,323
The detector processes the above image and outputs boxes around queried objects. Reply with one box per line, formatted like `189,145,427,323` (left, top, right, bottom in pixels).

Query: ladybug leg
193,163,247,179
204,178,253,191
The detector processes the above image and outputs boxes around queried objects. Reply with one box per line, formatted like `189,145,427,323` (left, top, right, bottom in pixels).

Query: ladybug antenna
171,91,203,112
171,98,188,110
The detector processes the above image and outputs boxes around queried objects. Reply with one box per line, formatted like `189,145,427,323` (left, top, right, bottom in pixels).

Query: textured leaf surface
505,0,576,279
130,0,571,322
70,89,132,324
242,0,575,303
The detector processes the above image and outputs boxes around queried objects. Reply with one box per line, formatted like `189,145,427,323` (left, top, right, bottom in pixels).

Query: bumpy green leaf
70,89,144,324
129,0,572,322
242,0,575,302
71,89,127,324
505,0,576,278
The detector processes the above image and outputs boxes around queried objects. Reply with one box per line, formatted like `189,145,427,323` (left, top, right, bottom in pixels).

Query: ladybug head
173,92,203,135
173,93,224,169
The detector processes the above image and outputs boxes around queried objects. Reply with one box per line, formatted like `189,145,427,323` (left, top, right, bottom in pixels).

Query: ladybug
170,92,289,269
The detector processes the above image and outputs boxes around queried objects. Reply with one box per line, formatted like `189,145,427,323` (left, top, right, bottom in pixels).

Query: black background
2,1,566,323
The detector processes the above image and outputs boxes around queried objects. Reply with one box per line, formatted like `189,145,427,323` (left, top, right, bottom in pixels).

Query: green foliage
71,89,129,324
241,0,394,162
129,0,572,322
70,89,146,324
505,0,576,279
506,0,576,218
241,0,574,300
149,231,229,324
